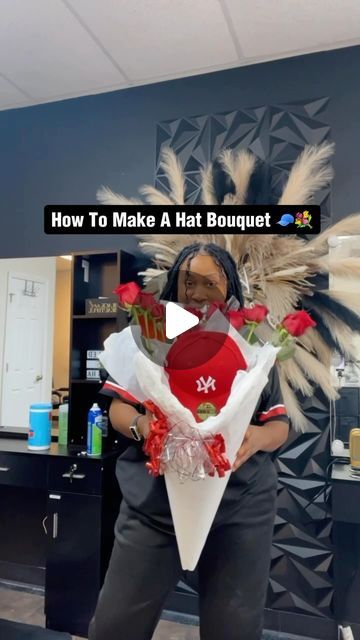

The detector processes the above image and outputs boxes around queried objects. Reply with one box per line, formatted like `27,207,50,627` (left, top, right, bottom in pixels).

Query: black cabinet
0,450,47,586
0,450,47,488
331,464,360,638
44,450,121,637
45,491,102,636
0,440,121,638
68,250,138,447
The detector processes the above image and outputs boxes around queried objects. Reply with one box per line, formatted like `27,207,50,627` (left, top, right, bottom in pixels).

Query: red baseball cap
164,331,247,422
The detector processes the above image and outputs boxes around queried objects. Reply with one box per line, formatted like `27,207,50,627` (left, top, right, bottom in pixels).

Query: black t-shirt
101,366,289,528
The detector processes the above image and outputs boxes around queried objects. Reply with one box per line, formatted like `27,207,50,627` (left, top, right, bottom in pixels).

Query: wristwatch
130,415,143,441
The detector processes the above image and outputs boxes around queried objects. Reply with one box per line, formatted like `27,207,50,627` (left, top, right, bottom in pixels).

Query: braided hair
160,242,244,307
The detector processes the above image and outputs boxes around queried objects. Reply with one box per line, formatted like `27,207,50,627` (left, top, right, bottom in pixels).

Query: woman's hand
232,420,289,471
232,425,264,471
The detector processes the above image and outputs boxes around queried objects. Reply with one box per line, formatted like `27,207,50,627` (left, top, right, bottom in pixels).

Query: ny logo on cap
196,376,216,394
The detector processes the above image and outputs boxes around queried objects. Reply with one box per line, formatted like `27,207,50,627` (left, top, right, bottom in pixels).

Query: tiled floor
0,586,325,640
0,586,199,639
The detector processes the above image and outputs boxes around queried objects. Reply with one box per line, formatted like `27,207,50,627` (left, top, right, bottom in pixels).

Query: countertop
0,436,121,460
331,462,360,483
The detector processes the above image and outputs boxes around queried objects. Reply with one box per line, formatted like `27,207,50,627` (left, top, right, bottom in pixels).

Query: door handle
53,513,58,539
62,473,86,480
35,374,43,382
62,463,85,482
42,516,48,535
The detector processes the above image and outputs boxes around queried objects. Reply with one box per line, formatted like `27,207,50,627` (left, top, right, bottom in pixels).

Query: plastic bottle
87,403,103,456
28,403,52,450
58,401,69,446
101,410,109,438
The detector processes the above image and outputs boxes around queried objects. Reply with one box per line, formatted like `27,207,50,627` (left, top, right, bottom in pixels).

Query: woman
89,242,289,640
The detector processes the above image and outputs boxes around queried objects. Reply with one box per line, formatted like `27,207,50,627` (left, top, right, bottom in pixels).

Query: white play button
165,302,200,340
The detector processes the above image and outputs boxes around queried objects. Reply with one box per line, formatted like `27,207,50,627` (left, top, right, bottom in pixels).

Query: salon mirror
0,255,71,437
329,235,360,450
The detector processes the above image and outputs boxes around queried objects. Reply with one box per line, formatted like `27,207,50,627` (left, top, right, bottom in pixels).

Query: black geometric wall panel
156,101,334,624
270,388,333,620
156,97,332,227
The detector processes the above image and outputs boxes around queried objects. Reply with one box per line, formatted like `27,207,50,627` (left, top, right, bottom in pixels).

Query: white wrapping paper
100,324,278,570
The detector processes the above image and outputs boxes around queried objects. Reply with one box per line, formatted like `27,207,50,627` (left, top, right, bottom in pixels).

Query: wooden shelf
73,314,118,320
71,379,102,384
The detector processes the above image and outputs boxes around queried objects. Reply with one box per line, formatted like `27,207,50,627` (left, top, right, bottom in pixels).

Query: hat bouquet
100,282,315,570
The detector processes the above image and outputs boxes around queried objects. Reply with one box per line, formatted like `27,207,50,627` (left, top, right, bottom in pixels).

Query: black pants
88,464,277,640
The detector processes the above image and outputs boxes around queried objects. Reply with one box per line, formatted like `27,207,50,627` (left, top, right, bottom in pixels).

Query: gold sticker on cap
197,402,218,421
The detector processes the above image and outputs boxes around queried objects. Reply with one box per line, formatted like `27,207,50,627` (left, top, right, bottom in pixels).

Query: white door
1,273,49,428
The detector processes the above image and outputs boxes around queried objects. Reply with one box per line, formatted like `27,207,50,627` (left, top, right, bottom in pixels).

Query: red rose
114,281,140,306
281,311,316,337
242,304,269,324
227,310,245,330
150,302,165,319
138,292,157,310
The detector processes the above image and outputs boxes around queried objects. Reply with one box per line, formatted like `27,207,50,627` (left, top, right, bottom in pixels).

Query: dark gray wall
0,44,359,258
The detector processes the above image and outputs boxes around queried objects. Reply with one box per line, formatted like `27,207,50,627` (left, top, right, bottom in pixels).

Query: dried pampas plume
278,142,335,205
96,142,360,431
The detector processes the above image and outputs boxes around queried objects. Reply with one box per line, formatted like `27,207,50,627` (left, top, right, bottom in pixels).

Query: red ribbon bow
143,400,231,479
204,434,231,478
143,401,169,476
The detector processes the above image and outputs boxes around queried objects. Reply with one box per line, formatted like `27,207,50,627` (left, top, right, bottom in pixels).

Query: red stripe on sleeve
258,405,288,422
102,381,140,405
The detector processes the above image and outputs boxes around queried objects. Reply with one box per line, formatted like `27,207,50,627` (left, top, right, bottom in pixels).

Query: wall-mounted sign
85,298,118,316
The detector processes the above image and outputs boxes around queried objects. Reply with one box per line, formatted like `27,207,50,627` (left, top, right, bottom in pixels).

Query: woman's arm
255,420,289,452
109,398,151,439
